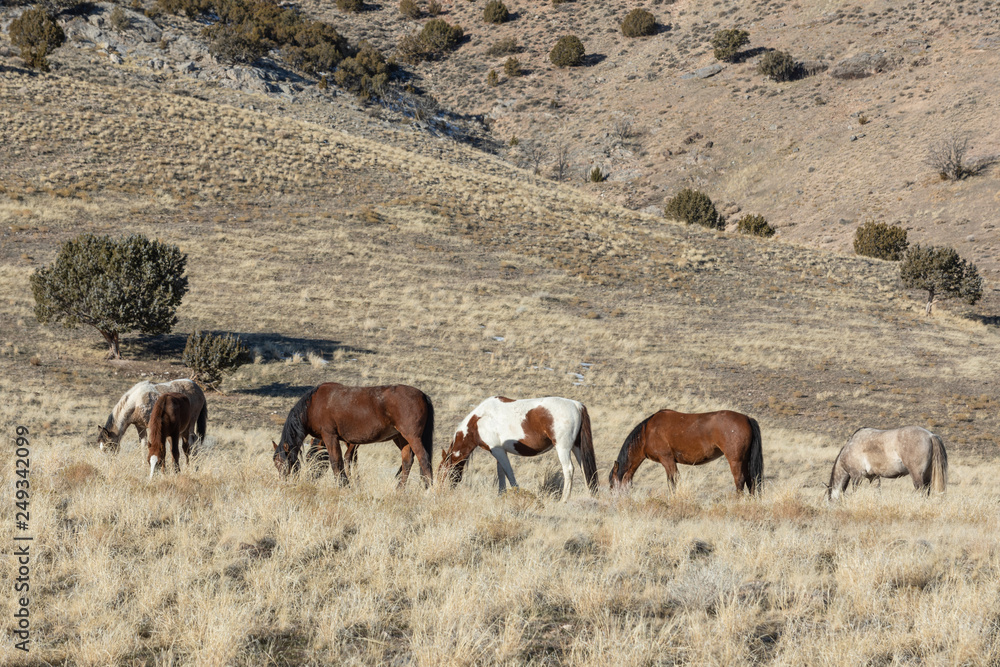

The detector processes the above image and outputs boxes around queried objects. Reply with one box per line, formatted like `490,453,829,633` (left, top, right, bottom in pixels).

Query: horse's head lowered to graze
97,425,120,453
437,418,481,486
272,440,302,477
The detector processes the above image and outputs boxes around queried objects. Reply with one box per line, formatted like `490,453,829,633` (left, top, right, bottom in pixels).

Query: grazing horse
147,392,194,479
98,379,207,454
608,410,763,494
272,383,435,487
827,426,947,501
438,396,598,502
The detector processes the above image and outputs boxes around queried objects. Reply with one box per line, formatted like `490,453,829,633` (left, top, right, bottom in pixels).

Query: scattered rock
681,63,724,80
829,52,900,79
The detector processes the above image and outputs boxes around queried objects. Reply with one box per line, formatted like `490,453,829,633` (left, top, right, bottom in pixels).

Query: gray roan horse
828,426,947,500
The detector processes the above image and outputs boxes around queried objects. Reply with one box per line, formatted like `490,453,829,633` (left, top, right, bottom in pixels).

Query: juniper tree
900,244,982,315
30,234,188,358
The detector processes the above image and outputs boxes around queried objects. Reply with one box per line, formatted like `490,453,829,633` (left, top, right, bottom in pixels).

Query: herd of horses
97,379,949,501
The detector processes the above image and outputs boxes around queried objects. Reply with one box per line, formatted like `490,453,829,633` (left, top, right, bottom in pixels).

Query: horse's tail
747,417,764,495
421,393,435,474
930,434,948,494
196,400,207,447
575,405,598,493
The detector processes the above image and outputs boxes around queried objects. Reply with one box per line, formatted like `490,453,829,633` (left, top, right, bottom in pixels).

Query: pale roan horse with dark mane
828,426,947,501
98,379,207,454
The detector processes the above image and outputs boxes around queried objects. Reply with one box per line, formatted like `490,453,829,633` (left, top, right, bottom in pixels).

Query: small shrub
317,74,328,89
483,0,509,24
711,28,749,62
9,7,66,72
621,8,655,38
854,220,908,261
589,166,604,182
183,331,251,388
737,213,774,238
503,56,521,77
486,36,519,56
426,0,441,15
336,0,362,12
333,40,393,99
399,0,420,18
926,135,978,181
487,69,498,86
549,34,584,67
900,245,982,314
551,0,569,5
109,5,131,32
664,188,723,229
757,50,798,81
419,18,463,53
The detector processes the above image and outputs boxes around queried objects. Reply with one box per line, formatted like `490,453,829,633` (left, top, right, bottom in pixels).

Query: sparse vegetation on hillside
854,220,908,261
8,7,65,72
486,36,519,56
336,0,363,13
621,9,656,38
398,18,463,62
182,330,251,388
711,28,749,62
549,34,585,67
665,189,723,230
900,244,983,314
483,0,509,24
737,214,775,238
757,49,798,82
30,234,188,359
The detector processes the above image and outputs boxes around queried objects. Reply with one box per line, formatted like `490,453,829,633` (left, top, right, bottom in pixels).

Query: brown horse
608,410,763,494
272,382,434,487
147,392,194,479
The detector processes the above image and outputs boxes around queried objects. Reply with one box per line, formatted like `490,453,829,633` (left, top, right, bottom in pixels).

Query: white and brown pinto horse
98,379,207,454
828,426,948,500
438,396,598,502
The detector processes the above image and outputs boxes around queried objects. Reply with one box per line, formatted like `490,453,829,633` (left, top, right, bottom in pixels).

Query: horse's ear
272,440,278,451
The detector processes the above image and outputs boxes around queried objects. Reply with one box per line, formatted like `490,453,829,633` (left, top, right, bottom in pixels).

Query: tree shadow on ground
126,332,373,360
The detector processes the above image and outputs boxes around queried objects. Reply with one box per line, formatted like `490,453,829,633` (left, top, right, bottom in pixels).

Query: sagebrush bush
110,5,130,32
503,56,521,77
549,34,584,67
9,7,66,71
487,69,498,87
853,220,908,261
621,9,655,38
182,331,251,388
483,0,509,24
710,28,748,62
337,0,362,12
334,40,393,99
589,166,604,182
420,18,463,52
399,0,420,18
757,50,798,81
426,0,441,15
664,189,723,229
737,214,774,238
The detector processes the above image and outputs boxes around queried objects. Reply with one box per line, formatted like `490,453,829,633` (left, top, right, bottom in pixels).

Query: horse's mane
614,414,653,474
828,427,868,488
278,386,318,462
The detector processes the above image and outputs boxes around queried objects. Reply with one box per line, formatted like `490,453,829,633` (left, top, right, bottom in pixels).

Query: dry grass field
1,61,1000,665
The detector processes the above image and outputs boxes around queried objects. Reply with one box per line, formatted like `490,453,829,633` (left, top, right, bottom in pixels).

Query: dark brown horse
272,382,434,487
147,392,194,479
608,410,763,494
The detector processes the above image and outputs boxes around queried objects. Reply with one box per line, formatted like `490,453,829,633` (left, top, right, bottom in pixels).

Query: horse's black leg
171,434,181,473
